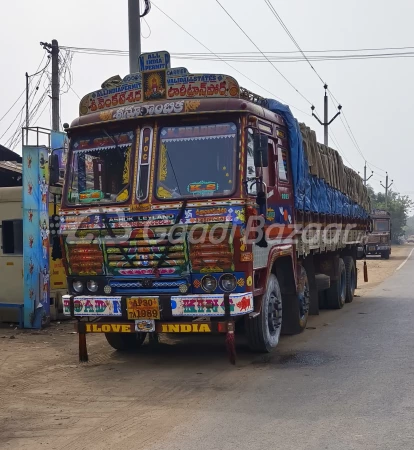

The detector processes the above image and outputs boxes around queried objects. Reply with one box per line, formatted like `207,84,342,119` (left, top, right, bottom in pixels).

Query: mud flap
78,322,88,363
223,293,236,365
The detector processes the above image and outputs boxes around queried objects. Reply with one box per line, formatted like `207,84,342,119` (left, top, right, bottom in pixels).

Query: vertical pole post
385,173,389,207
323,88,328,146
363,162,367,186
51,39,60,132
25,72,29,145
128,0,141,74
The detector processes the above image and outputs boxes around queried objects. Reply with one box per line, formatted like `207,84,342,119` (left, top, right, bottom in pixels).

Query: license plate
127,297,160,320
135,319,155,333
369,246,376,251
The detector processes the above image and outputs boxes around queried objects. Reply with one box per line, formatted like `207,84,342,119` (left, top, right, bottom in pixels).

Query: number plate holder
135,319,155,333
126,297,160,320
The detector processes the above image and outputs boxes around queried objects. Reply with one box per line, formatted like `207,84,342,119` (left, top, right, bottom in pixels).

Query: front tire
246,274,282,353
105,332,147,351
382,250,390,260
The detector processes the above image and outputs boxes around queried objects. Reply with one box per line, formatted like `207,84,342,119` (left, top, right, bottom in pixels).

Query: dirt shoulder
356,244,412,297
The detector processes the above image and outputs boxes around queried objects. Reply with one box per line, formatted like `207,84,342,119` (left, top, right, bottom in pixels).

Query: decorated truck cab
365,209,391,259
53,51,370,363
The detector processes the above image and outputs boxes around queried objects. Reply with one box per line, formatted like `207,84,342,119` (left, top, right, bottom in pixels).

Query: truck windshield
374,219,390,232
156,122,237,199
67,131,134,205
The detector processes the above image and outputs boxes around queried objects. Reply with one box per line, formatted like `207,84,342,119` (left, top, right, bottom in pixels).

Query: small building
0,144,23,187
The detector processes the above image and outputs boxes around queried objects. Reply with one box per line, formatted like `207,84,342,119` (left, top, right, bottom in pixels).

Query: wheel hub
268,292,282,335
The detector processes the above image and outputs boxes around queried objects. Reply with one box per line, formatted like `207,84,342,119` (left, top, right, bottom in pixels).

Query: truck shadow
364,254,406,261
102,334,255,368
90,332,336,370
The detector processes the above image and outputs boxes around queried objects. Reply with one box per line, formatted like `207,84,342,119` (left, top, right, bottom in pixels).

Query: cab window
278,147,289,182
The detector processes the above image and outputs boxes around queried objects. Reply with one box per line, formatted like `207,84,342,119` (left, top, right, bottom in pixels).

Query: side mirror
253,133,268,168
49,153,60,186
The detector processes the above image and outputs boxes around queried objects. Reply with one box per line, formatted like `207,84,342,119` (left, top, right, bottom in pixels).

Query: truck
365,209,391,259
52,51,370,363
0,186,67,325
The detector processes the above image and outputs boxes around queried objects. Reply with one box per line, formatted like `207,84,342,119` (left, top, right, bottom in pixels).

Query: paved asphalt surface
1,251,413,449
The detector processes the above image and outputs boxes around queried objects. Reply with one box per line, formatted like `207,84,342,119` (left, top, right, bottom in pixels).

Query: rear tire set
326,258,346,309
343,256,356,303
282,265,310,335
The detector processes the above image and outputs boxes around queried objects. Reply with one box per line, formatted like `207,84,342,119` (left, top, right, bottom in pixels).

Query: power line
0,89,26,124
367,161,387,174
255,0,388,176
4,67,50,148
210,0,313,105
60,45,414,61
325,88,388,176
0,52,49,126
263,0,325,85
328,130,357,171
148,1,309,116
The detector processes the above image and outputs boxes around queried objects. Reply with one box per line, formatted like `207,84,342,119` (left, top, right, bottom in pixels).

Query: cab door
275,144,294,228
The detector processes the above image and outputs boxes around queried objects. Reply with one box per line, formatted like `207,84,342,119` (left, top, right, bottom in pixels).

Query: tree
367,186,414,243
404,215,414,237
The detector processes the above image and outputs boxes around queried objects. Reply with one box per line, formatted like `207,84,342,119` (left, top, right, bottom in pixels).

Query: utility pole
380,172,393,208
51,39,60,132
40,40,60,131
128,0,151,73
312,85,342,146
128,0,141,74
363,162,373,186
25,72,29,144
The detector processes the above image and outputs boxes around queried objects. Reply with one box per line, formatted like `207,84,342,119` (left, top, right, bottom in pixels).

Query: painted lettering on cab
161,323,211,333
85,323,132,333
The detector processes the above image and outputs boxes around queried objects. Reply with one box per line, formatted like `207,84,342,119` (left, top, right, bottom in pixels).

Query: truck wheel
382,250,390,260
326,258,346,309
246,274,282,353
282,266,310,334
343,256,356,303
105,332,147,351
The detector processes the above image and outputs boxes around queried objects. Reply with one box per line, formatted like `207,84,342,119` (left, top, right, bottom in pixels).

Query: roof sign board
79,51,240,117
139,51,171,72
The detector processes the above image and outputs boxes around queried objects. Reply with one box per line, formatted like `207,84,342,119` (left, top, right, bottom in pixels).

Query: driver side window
246,132,257,195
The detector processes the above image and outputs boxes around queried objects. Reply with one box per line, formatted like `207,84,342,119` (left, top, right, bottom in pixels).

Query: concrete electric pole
51,39,60,132
40,40,60,132
128,0,151,73
25,72,29,144
312,85,342,147
128,0,141,74
380,173,393,208
363,162,373,186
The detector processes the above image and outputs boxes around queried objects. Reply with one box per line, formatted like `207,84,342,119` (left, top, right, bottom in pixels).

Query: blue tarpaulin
262,98,368,219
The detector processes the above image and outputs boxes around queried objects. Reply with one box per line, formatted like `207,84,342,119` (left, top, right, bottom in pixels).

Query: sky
0,0,413,198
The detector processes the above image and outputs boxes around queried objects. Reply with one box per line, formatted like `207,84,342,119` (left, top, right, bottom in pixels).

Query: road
0,246,413,450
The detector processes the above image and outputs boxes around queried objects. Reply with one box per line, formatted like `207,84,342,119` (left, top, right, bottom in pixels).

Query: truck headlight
72,280,84,293
87,280,99,293
201,275,217,293
220,274,237,292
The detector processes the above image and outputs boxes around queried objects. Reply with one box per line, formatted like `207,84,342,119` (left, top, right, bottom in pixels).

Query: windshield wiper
101,128,125,159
